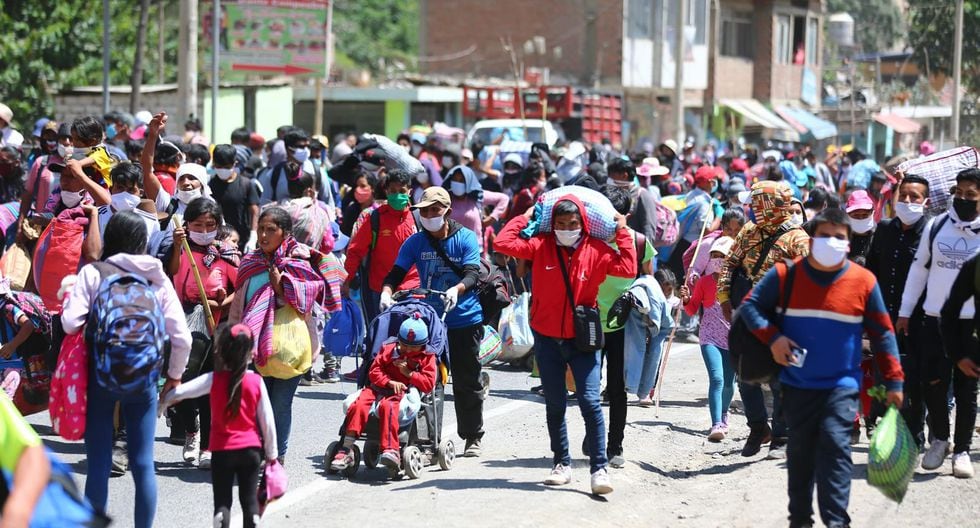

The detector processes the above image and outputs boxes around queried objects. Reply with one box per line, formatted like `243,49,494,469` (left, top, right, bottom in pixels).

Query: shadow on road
635,458,755,479
295,390,348,401
155,461,213,483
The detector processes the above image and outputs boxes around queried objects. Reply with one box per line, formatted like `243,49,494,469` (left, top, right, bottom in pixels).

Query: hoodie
444,165,509,252
899,210,980,319
62,253,193,380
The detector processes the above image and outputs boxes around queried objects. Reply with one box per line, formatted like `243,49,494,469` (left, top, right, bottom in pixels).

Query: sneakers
330,447,354,471
636,397,654,407
921,439,951,470
590,468,614,495
707,423,726,442
609,452,626,468
543,464,572,486
463,438,482,458
300,370,325,386
198,450,211,470
767,439,787,460
741,424,772,457
342,370,359,382
952,452,974,478
320,368,340,383
183,432,200,463
379,449,401,470
111,442,128,476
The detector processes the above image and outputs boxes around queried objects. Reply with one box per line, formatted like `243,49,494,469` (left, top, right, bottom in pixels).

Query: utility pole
178,0,199,126
674,0,687,144
952,0,964,145
314,3,333,137
102,0,111,114
211,0,220,143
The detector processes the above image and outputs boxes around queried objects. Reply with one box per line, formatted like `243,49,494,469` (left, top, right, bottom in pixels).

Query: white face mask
57,144,73,159
612,178,633,188
111,191,141,212
411,144,423,157
442,157,455,168
292,147,310,163
811,237,850,268
214,168,234,181
789,213,804,227
554,229,582,247
450,181,466,197
420,214,445,232
895,201,925,226
176,187,202,205
60,190,84,208
848,214,875,234
189,230,217,246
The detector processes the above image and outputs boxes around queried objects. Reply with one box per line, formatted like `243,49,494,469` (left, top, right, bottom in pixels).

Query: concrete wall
714,57,754,99
52,91,179,125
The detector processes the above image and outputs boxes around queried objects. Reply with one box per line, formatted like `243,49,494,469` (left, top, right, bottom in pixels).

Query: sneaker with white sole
543,464,572,486
707,423,726,442
609,453,626,468
590,467,613,495
952,452,974,478
183,432,200,463
463,438,482,457
198,450,211,470
330,448,354,471
921,439,950,470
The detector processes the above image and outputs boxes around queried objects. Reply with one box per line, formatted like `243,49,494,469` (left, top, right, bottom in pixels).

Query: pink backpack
49,331,88,441
653,201,680,247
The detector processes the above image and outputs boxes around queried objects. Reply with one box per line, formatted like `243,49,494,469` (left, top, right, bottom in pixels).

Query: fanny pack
557,245,604,353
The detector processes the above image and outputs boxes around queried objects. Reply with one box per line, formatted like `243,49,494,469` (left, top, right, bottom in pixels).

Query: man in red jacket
495,196,635,496
342,169,420,323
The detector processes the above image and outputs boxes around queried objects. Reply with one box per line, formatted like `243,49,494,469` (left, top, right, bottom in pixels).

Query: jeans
85,377,157,528
916,315,979,454
739,379,787,439
533,331,607,473
701,344,735,425
263,375,302,458
211,448,262,528
782,386,858,527
447,324,485,440
624,311,669,398
602,329,627,455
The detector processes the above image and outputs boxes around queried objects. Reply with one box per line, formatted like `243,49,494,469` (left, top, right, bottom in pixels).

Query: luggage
0,243,32,291
898,146,980,216
33,213,86,312
521,186,619,241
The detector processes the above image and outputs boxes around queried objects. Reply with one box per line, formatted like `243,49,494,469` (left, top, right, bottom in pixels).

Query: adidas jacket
900,213,980,319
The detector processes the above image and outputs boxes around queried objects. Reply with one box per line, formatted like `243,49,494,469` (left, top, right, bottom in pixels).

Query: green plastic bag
867,405,917,503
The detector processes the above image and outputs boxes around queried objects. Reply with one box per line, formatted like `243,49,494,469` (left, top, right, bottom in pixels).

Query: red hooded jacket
344,204,420,292
494,196,636,339
368,341,437,394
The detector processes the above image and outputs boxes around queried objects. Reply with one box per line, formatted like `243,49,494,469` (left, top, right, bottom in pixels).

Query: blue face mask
105,123,117,141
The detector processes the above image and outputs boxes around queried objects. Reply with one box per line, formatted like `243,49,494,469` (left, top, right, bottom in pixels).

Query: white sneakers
590,468,614,495
921,439,950,470
543,464,572,486
198,450,212,470
952,452,974,479
183,432,200,463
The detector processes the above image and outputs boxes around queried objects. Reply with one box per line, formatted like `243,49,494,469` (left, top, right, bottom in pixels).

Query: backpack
729,260,798,384
48,332,88,441
653,201,680,247
85,262,168,397
923,213,950,270
425,230,511,325
323,297,365,358
33,214,86,312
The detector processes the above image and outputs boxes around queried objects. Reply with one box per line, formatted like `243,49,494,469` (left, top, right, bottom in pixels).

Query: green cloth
0,391,41,473
597,230,656,332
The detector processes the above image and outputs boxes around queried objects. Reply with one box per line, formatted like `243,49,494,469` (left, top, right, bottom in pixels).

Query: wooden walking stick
654,215,711,417
173,216,216,332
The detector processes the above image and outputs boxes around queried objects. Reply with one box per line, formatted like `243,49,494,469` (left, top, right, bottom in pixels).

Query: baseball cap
410,132,427,145
726,179,747,194
248,132,265,150
135,110,153,126
398,313,429,346
845,190,874,213
729,158,749,173
461,148,474,162
710,236,735,256
411,186,451,210
503,153,524,167
33,118,51,137
694,165,716,187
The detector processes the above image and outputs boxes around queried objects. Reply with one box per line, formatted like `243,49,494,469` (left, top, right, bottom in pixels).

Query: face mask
612,179,633,188
789,213,804,227
952,197,979,222
134,208,160,239
411,144,423,157
442,157,455,168
450,181,467,197
895,201,924,225
811,237,850,267
420,214,445,232
387,192,409,211
848,215,875,234
105,123,117,141
416,171,429,185
215,168,234,181
111,191,141,212
353,186,373,204
60,190,84,208
706,257,725,275
189,230,217,246
57,144,73,159
70,146,94,160
44,140,58,153
554,229,582,247
292,147,310,163
176,187,202,204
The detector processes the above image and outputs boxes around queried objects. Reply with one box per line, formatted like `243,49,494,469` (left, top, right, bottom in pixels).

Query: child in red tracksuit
331,313,437,471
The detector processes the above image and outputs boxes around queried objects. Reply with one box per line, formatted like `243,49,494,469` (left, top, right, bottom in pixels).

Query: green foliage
908,0,980,93
333,0,418,74
826,0,903,54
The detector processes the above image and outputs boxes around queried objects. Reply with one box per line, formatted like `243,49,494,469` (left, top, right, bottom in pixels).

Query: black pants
916,315,979,454
211,447,262,528
603,329,627,455
177,395,211,450
667,238,693,282
897,328,925,446
447,324,485,441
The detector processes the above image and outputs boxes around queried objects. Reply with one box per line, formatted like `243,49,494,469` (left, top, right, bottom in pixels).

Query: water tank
828,13,854,47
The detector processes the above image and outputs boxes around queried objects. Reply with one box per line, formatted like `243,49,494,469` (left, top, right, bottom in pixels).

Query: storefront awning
718,99,800,142
873,113,922,134
775,106,839,140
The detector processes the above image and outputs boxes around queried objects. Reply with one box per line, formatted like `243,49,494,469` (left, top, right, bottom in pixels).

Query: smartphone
790,346,808,368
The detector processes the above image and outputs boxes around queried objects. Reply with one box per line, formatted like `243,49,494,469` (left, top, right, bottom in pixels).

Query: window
627,0,652,39
775,14,792,64
721,11,753,59
806,17,819,65
775,13,819,65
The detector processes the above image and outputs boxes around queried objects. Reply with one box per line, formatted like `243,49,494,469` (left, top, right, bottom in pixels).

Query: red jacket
368,342,437,394
494,197,636,339
344,204,420,292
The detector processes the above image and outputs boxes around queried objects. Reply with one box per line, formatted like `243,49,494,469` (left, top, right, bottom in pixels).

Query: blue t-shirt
394,227,483,329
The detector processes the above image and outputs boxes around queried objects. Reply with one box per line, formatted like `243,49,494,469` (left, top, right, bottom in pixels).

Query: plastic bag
257,459,287,515
257,306,312,379
478,325,503,366
0,243,32,290
498,292,534,358
867,405,917,503
897,146,980,216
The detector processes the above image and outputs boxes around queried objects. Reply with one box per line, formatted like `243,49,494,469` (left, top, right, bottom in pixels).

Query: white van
465,119,562,147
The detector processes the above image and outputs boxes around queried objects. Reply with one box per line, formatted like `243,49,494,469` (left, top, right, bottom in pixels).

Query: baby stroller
325,289,455,480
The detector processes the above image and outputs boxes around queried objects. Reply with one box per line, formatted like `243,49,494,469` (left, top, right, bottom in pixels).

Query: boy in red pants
331,313,437,471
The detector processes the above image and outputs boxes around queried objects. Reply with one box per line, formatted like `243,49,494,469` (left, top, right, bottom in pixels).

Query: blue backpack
0,448,110,527
85,262,168,397
323,297,365,358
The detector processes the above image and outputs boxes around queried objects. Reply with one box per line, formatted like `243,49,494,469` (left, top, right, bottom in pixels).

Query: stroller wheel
480,371,491,399
363,441,380,470
343,444,361,479
437,439,456,471
402,446,424,479
325,441,340,475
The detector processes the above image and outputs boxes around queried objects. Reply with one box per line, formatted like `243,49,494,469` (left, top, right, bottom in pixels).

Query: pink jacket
449,190,509,253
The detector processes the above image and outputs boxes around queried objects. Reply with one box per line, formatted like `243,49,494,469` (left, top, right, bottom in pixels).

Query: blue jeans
624,311,669,398
739,379,787,439
85,378,157,528
782,386,858,527
533,332,607,473
263,375,302,458
701,345,735,425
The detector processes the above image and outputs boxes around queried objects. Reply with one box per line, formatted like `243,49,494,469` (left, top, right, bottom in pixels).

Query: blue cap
32,117,50,137
398,313,429,346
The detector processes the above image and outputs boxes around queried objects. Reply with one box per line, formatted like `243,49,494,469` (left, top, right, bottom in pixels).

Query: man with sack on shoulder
739,207,904,528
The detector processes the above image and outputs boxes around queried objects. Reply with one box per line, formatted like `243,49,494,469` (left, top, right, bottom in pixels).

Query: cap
503,153,524,168
710,236,735,256
33,118,51,137
726,179,747,194
40,120,59,136
411,186,452,210
738,190,753,205
249,132,265,150
562,141,586,161
845,190,874,212
135,110,153,125
694,165,716,187
660,139,678,156
729,158,749,173
0,103,12,125
919,141,936,156
461,148,474,162
398,313,429,346
637,157,670,177
410,132,427,145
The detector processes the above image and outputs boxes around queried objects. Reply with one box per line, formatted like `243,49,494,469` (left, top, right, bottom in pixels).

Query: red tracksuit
344,342,437,451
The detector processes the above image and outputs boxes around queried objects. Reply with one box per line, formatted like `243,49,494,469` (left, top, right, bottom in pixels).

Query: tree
332,0,418,76
907,0,980,93
825,0,904,54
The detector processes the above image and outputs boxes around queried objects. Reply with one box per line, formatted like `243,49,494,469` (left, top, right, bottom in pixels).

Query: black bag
426,231,511,324
729,225,792,309
729,260,798,385
556,246,604,353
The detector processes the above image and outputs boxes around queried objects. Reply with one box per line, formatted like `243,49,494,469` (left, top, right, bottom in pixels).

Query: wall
253,86,294,140
202,90,245,145
714,57,754,99
52,90,179,125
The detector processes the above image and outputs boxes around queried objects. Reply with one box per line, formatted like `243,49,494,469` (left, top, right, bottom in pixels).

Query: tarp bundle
898,147,980,216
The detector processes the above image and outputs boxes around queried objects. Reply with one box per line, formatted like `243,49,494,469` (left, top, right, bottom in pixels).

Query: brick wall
715,57,755,99
421,0,623,87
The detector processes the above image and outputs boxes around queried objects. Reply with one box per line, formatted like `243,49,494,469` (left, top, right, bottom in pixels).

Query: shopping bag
257,459,288,515
867,405,917,503
257,306,312,379
478,325,503,366
498,292,534,357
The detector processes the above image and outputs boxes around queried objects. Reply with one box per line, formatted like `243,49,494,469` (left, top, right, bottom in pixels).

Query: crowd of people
0,98,977,528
